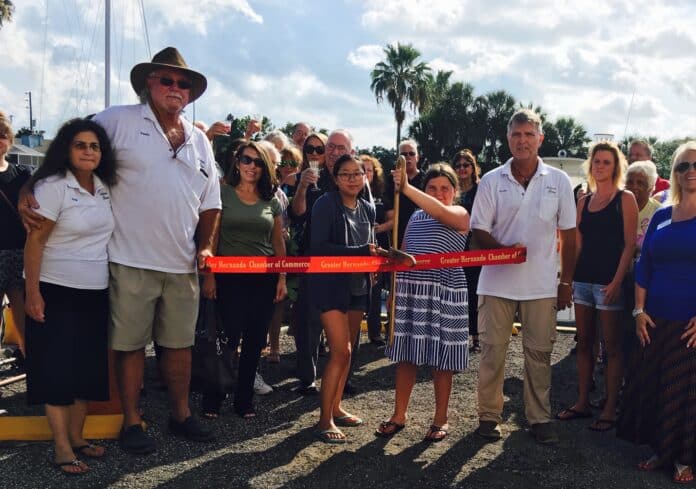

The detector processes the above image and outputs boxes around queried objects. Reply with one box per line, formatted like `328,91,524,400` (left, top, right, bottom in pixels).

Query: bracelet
559,282,571,287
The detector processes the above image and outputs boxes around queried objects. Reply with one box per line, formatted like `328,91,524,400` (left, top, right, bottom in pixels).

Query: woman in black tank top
557,142,638,432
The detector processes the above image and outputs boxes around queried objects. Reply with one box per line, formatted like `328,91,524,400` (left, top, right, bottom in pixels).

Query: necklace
511,164,535,187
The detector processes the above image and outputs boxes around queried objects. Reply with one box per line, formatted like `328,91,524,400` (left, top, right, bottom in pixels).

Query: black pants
464,266,481,336
293,276,323,387
216,273,276,414
366,273,385,340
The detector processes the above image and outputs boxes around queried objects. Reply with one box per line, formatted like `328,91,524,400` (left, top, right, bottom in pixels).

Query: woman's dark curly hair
225,140,278,201
29,118,117,190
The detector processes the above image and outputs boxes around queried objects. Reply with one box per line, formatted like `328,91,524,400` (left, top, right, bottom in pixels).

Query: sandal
334,415,363,427
72,443,105,458
674,463,694,484
556,406,593,421
424,424,449,443
588,418,616,432
637,455,661,471
314,428,346,444
375,420,405,438
55,459,89,476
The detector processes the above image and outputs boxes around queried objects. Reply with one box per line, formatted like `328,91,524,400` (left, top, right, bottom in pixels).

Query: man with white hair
384,139,424,248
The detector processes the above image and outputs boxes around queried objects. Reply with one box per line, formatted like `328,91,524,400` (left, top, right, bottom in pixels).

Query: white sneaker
254,372,273,395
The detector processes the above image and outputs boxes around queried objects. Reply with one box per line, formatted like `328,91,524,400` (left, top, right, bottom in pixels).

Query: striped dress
386,210,469,371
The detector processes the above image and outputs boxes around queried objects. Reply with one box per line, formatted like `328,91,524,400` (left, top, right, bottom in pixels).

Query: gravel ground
0,329,673,489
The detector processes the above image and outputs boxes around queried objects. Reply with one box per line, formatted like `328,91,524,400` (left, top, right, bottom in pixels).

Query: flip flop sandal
637,455,661,471
556,407,593,421
674,463,694,484
314,429,346,444
375,420,406,438
55,459,89,476
588,419,616,432
334,415,364,427
72,444,105,458
424,424,448,443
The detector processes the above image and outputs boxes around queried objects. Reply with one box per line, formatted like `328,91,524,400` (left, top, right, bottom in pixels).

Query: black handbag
191,298,235,395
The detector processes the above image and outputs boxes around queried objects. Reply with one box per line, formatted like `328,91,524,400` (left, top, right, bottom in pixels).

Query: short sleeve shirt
470,158,576,300
92,104,221,273
33,172,115,289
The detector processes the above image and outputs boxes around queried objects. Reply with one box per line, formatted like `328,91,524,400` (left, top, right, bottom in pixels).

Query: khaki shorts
478,295,557,352
108,263,199,351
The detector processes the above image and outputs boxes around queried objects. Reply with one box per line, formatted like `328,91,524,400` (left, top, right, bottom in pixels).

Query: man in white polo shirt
471,109,576,445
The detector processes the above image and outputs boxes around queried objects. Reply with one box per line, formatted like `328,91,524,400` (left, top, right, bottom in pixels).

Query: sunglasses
400,151,416,157
72,141,101,152
279,160,299,168
239,154,265,168
453,163,472,169
675,161,696,173
149,75,192,90
0,133,9,140
305,144,325,155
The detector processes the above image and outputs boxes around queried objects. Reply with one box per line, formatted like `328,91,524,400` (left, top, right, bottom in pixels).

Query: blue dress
386,210,469,371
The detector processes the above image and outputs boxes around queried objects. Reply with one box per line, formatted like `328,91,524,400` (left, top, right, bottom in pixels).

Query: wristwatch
632,308,645,318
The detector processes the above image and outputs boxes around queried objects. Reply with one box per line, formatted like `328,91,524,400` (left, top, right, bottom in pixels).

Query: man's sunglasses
400,151,416,157
149,75,192,90
239,154,265,168
675,161,696,173
279,160,299,168
305,144,325,155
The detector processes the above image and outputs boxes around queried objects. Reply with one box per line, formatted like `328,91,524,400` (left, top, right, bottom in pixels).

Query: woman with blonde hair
557,141,638,432
618,141,696,483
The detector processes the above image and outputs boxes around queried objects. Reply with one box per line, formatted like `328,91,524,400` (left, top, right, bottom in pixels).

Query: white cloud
347,45,383,70
144,0,263,34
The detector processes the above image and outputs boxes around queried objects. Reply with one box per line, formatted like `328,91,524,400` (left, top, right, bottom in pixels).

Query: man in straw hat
21,47,221,454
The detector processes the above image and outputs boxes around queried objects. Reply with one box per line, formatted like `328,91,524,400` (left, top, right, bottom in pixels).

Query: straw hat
130,47,207,103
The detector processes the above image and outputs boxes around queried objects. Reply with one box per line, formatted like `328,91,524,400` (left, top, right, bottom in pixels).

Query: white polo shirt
471,158,575,300
93,104,221,273
33,172,115,289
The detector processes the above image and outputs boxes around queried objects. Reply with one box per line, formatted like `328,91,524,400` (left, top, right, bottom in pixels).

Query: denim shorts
572,281,624,311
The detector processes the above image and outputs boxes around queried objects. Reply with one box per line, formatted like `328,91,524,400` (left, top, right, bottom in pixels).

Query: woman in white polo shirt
24,118,116,476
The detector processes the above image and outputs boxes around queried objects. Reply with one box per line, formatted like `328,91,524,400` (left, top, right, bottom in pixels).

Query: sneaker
476,420,502,440
254,372,273,395
169,416,216,442
530,422,558,445
119,424,157,454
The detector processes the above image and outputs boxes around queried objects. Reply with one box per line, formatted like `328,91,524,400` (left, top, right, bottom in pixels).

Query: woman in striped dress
376,163,470,442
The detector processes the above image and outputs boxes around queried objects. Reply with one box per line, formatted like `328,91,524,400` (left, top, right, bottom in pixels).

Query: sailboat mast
105,0,111,108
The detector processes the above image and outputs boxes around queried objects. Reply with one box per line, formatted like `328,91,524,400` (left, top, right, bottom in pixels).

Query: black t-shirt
0,163,31,249
383,171,424,249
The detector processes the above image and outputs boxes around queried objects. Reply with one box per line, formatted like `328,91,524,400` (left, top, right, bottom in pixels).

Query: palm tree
0,0,15,29
371,43,431,149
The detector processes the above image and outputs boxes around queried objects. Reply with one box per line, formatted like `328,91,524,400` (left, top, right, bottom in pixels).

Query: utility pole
25,91,34,133
105,0,111,108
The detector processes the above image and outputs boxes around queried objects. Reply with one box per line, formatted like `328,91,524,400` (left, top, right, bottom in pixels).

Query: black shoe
296,383,318,396
370,337,386,347
119,424,157,455
168,416,216,442
475,420,502,440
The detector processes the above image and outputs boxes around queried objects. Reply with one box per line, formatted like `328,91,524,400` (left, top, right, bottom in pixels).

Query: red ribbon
207,247,526,274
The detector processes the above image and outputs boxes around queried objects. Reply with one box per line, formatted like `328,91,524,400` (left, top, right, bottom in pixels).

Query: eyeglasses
337,172,365,182
305,144,325,155
453,163,472,169
327,143,347,153
400,151,416,157
279,160,299,168
72,141,101,152
148,75,192,90
675,161,696,173
239,154,265,168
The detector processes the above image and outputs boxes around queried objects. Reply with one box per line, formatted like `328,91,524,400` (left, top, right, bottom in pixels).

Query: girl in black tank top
556,142,638,434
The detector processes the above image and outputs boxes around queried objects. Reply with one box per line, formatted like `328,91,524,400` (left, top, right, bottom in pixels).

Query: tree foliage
371,43,431,150
0,0,14,29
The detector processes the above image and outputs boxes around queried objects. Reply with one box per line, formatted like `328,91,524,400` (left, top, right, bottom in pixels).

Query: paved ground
0,330,673,488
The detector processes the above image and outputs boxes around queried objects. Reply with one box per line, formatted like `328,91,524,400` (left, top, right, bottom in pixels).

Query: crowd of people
1,46,695,484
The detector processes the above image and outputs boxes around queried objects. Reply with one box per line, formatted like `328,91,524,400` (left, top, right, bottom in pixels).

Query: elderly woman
617,141,696,484
557,142,638,431
310,154,378,443
377,163,470,442
452,149,483,353
625,161,661,254
360,154,390,345
0,113,30,357
24,119,116,475
264,130,291,153
203,141,286,418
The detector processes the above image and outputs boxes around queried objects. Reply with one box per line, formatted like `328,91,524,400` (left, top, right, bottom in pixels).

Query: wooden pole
388,156,406,346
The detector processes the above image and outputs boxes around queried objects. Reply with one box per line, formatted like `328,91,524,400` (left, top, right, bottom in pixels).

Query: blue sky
2,0,695,149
